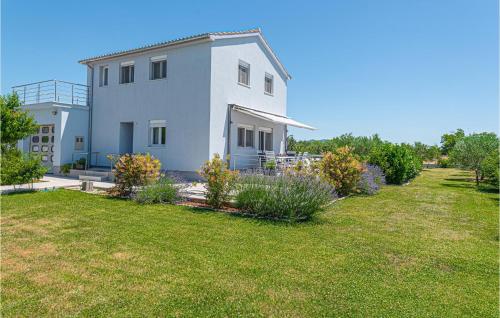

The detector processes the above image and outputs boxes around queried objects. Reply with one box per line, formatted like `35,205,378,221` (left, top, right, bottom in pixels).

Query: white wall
89,41,212,171
209,35,288,160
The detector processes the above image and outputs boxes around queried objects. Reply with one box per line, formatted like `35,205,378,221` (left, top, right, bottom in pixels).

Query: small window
41,155,48,162
151,60,167,80
32,145,39,152
99,66,109,86
237,126,254,148
149,121,166,146
238,61,250,86
32,136,39,143
41,145,49,152
264,73,273,95
75,136,84,151
41,136,49,143
120,64,135,84
51,136,54,143
42,126,49,134
51,126,55,133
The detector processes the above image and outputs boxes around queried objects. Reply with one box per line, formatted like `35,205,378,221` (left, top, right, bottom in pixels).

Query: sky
2,0,498,144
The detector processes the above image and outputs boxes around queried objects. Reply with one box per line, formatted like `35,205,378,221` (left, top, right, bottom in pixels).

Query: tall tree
450,133,499,185
440,129,465,155
0,94,38,152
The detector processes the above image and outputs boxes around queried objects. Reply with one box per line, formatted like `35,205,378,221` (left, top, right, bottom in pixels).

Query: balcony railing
12,80,89,106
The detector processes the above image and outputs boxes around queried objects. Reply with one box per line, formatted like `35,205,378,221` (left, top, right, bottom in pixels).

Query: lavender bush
235,173,337,221
357,164,386,195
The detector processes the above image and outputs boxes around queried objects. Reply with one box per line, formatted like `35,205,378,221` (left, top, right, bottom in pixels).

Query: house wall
209,35,288,160
89,41,212,171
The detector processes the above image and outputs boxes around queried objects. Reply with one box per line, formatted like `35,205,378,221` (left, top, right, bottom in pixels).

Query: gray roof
78,28,290,79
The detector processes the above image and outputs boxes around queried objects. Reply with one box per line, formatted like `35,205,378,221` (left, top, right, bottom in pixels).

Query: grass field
1,169,498,317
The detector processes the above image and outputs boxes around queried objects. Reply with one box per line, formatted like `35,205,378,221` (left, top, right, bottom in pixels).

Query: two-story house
15,29,314,175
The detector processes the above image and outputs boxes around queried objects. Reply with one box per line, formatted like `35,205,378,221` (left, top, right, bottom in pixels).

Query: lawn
1,169,498,317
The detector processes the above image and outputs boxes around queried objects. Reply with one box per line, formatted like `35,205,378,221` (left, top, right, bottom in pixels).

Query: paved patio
0,176,114,194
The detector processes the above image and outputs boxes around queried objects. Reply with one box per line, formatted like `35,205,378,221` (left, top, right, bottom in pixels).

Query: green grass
1,169,498,317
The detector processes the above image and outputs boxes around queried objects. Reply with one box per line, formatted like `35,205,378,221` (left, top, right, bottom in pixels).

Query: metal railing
231,153,323,171
12,80,89,106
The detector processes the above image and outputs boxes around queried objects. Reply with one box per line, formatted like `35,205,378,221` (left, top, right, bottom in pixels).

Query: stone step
78,175,108,182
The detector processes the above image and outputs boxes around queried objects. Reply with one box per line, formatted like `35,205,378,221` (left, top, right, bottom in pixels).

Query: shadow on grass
441,181,499,194
2,189,37,196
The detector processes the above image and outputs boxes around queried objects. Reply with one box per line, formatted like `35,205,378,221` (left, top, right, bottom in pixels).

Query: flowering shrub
357,164,386,195
134,177,179,204
369,143,422,184
235,174,336,221
319,147,363,196
198,154,238,208
109,153,161,197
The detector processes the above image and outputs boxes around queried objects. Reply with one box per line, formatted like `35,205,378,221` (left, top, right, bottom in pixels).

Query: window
41,126,49,133
237,126,254,148
238,61,250,86
149,120,166,146
120,63,135,84
150,56,167,80
75,136,84,151
264,73,273,95
32,136,39,143
99,66,109,86
41,136,49,143
259,130,273,151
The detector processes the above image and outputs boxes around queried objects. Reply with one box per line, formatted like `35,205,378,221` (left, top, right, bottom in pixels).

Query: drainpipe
87,64,94,167
227,104,233,168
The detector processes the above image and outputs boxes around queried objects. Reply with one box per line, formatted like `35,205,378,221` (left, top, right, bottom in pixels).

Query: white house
15,29,314,176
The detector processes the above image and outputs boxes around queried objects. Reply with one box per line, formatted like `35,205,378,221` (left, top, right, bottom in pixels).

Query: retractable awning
231,105,316,130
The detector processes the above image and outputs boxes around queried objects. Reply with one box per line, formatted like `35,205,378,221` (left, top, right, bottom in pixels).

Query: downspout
227,104,233,168
87,64,94,167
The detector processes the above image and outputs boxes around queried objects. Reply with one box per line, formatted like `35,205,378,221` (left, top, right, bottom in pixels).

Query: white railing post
37,84,40,103
54,81,57,102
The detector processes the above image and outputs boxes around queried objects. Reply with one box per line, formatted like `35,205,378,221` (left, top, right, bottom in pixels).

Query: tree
481,149,499,187
440,129,465,155
0,94,38,152
450,133,499,185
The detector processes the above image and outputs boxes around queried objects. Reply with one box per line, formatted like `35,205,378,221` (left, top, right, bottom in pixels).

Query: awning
231,105,316,130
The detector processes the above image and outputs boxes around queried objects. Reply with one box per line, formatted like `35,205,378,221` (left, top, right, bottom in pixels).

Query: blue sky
2,0,498,144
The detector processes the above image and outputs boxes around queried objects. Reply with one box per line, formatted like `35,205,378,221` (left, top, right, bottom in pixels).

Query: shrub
264,160,276,170
110,153,161,197
437,157,450,168
319,146,363,196
60,163,72,175
357,164,386,195
134,177,179,204
481,149,499,187
369,143,422,185
235,174,336,221
1,150,47,186
198,154,238,208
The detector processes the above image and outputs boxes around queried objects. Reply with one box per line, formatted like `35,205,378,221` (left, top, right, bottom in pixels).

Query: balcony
12,80,89,106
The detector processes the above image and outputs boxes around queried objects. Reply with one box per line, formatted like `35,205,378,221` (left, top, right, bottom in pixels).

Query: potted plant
74,158,86,170
264,160,276,175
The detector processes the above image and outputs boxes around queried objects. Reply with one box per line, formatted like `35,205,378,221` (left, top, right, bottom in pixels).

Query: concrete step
70,169,111,177
78,175,108,182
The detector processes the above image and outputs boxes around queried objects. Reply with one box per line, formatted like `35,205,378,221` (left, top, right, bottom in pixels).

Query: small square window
149,121,166,146
151,60,167,80
42,145,49,152
32,145,39,152
32,136,39,143
41,136,49,143
75,136,84,151
238,61,250,86
120,64,135,84
41,155,48,162
42,126,49,134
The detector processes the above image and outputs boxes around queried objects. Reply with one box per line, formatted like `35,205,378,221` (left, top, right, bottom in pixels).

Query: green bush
198,154,238,208
369,143,422,185
235,174,336,221
134,177,179,204
481,150,499,187
437,157,450,168
319,146,363,196
1,150,47,186
60,163,72,175
109,153,161,197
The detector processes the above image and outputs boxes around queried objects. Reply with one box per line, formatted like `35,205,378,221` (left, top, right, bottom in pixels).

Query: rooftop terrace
12,80,89,106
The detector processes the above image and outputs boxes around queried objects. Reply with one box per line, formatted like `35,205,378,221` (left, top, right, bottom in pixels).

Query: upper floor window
120,62,135,84
150,56,167,80
237,126,254,148
99,66,109,87
264,73,273,95
238,61,250,86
